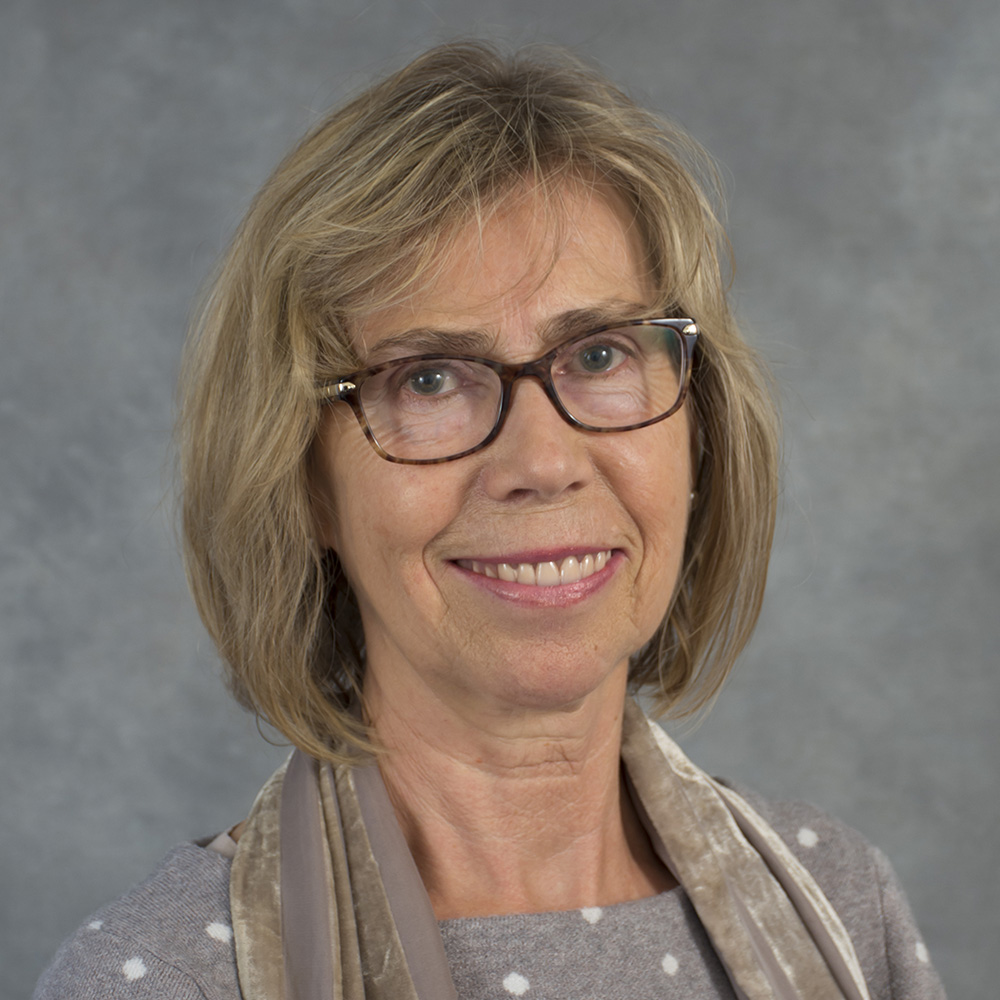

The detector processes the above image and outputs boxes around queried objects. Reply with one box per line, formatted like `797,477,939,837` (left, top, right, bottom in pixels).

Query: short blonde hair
179,41,779,763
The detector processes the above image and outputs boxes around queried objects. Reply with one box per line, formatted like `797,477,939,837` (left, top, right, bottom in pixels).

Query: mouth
454,550,612,587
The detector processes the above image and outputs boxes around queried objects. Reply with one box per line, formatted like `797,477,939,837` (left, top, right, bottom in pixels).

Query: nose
478,376,595,501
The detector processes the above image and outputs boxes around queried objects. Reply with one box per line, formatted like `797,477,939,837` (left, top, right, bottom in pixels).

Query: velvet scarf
230,699,872,1000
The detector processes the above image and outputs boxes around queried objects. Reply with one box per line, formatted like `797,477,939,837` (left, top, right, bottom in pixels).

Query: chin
477,654,630,718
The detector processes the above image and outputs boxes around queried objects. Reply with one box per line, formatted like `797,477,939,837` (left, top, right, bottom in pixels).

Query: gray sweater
34,793,947,999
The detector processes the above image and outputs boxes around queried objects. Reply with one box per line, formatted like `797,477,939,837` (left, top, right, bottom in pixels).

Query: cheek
613,422,692,579
321,442,468,600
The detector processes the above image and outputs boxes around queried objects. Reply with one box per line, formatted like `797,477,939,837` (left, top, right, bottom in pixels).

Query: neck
365,673,675,919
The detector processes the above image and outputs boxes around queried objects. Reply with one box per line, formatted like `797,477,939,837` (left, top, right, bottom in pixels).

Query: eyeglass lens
358,322,686,462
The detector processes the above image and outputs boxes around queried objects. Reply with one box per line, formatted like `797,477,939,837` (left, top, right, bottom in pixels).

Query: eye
572,341,629,374
405,367,457,395
579,344,615,371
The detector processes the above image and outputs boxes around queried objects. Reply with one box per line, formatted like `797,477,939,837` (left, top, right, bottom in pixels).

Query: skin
312,178,692,917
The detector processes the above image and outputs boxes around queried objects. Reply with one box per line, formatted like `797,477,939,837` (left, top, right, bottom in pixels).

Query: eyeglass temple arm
318,381,357,402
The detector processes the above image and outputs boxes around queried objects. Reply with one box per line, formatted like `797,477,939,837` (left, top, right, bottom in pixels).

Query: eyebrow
361,328,497,362
358,301,651,366
539,303,652,347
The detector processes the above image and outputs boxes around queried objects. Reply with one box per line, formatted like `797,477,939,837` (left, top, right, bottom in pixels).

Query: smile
455,551,612,587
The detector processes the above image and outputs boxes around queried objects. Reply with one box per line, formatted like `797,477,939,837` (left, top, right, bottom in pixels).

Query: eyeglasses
318,318,698,464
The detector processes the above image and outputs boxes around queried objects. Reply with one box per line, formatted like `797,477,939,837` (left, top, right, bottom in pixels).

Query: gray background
2,1,996,997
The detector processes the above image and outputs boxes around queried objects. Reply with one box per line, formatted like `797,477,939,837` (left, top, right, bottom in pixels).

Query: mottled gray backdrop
3,1,996,997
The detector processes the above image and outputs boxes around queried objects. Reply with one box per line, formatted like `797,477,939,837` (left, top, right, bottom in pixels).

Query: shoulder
33,844,241,1000
720,781,947,1000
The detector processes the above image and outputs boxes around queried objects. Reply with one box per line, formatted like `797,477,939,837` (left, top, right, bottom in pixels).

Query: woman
36,42,946,1000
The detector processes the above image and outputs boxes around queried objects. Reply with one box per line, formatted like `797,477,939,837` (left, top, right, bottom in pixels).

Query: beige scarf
230,699,872,1000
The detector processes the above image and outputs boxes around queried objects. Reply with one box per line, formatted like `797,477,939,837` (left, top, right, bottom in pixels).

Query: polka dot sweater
33,792,948,999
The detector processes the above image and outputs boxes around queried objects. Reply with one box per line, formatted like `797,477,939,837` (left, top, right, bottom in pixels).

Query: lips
455,550,611,587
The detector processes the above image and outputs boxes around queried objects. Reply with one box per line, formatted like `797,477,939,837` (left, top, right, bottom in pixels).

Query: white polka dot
797,826,820,848
122,958,147,981
87,920,103,931
503,971,530,995
206,921,233,942
661,952,680,976
580,906,603,924
915,941,930,964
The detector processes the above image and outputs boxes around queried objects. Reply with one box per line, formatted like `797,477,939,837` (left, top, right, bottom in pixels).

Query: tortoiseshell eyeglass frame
316,318,699,465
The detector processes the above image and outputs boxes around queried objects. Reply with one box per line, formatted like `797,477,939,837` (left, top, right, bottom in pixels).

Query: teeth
462,551,613,586
559,556,578,584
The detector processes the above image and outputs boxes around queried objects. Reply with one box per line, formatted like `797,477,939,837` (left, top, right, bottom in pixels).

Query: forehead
351,178,651,362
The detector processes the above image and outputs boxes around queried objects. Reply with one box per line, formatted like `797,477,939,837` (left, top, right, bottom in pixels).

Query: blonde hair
178,41,779,762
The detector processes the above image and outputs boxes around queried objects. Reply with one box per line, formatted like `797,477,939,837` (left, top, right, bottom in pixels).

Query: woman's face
313,180,692,723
